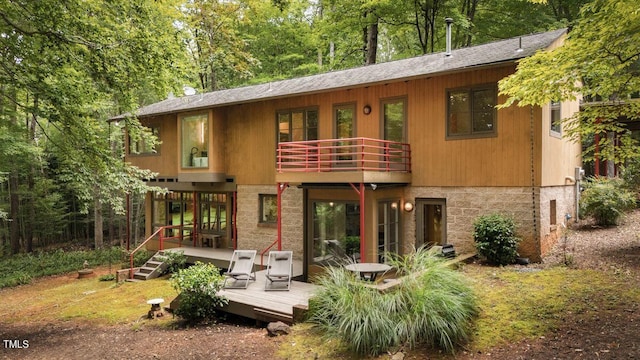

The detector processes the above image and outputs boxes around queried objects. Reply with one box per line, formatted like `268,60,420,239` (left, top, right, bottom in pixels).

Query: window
382,98,406,142
446,85,496,138
277,108,318,143
311,201,360,264
200,193,227,232
550,199,557,226
128,126,159,155
259,194,277,223
550,101,561,135
181,113,209,168
334,104,356,163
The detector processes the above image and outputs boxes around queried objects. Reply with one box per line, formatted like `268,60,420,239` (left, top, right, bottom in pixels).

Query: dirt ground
1,211,640,360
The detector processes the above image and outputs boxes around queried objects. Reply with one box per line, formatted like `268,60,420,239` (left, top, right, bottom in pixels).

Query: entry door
415,199,446,248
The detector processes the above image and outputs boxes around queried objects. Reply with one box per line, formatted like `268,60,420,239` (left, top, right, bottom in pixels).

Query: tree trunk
94,192,103,249
365,21,378,65
9,173,20,254
25,98,38,253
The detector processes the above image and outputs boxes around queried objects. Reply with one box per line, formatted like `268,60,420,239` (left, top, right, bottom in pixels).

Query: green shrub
308,247,478,356
98,273,116,281
170,262,228,321
0,247,123,288
580,177,636,226
159,250,187,275
621,156,640,196
473,213,521,266
131,250,154,268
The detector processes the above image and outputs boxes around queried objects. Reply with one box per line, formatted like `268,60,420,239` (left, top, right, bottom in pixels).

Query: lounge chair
264,251,293,291
223,250,257,289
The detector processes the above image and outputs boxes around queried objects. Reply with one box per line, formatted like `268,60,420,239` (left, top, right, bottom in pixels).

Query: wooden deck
165,247,315,324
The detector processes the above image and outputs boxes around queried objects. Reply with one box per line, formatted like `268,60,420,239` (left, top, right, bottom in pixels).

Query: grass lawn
0,266,177,325
279,263,640,358
1,261,638,358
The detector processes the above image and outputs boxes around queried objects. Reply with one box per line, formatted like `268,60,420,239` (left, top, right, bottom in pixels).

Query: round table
344,263,391,281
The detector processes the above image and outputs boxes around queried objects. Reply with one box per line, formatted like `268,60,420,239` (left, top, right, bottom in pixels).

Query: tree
498,0,640,166
183,0,259,91
0,0,188,251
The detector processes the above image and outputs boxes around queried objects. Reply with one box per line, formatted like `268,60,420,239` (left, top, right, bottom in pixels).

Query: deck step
253,307,293,325
131,251,169,281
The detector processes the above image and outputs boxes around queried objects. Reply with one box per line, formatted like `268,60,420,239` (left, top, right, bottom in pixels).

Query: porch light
403,201,414,212
363,105,372,115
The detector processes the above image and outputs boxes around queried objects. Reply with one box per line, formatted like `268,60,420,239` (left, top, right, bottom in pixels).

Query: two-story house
118,27,581,278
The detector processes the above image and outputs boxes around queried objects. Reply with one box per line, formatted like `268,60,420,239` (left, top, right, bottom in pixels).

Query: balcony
276,137,411,184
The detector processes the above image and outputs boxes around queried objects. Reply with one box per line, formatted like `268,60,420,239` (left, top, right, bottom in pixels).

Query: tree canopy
0,0,595,253
499,0,640,165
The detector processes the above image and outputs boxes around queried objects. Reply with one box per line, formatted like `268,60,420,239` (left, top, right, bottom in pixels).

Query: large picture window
446,85,496,138
181,113,209,168
311,201,360,264
277,108,318,143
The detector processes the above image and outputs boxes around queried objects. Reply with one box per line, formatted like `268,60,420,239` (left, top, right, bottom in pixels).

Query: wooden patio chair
223,250,257,289
264,251,293,291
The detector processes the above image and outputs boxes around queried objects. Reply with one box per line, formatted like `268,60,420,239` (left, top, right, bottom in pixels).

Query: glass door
415,199,446,248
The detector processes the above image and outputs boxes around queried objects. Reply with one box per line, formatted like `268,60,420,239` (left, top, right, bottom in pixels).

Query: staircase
133,251,169,281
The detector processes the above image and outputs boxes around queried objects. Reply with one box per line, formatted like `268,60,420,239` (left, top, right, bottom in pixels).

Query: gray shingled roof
115,28,566,119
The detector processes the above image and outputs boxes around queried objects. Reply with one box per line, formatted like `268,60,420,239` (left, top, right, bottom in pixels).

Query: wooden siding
127,64,579,189
540,99,582,186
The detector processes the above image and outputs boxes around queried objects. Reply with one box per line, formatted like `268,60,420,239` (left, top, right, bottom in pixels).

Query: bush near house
307,247,478,356
580,176,636,226
170,262,228,321
473,213,521,266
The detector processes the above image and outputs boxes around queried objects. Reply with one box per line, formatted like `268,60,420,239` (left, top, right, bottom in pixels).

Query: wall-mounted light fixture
363,105,372,115
403,201,414,212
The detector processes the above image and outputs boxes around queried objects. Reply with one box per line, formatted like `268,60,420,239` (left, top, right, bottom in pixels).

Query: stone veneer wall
404,187,541,260
538,185,577,257
235,185,304,260
403,185,575,262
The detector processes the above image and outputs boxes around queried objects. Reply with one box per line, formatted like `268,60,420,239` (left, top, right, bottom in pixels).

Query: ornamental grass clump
308,248,478,356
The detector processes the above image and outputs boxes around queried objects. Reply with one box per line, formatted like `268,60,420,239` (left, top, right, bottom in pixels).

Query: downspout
529,106,539,257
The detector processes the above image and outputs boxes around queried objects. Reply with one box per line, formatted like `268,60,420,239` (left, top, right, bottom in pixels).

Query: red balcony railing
277,137,411,173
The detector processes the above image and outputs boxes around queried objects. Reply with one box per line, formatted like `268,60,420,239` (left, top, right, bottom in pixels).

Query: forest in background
0,0,593,254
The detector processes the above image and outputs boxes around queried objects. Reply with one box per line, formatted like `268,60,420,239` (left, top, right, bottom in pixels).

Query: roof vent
516,37,523,53
445,18,453,57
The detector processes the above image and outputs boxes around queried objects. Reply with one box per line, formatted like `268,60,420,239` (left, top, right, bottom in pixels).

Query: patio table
344,263,391,282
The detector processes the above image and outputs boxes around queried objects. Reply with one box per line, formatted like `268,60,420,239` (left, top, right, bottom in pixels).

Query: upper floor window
277,108,318,143
382,98,406,142
446,85,496,139
550,101,561,135
128,126,159,155
181,113,209,168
